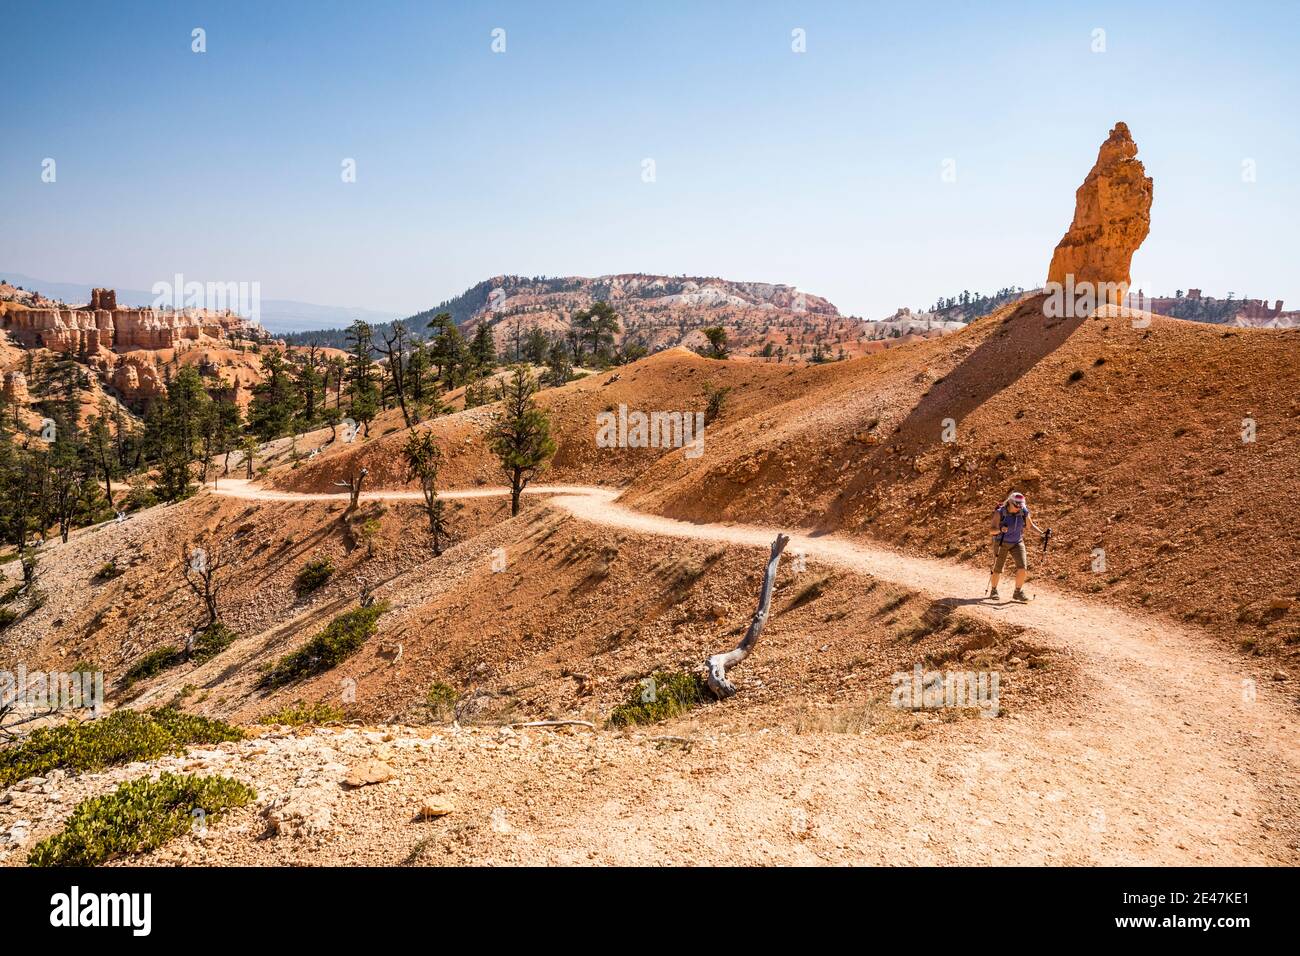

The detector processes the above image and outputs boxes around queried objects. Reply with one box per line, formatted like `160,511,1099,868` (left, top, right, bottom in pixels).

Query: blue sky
2,0,1296,319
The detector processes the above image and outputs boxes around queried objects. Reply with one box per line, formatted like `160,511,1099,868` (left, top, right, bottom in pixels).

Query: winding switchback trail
208,479,1299,864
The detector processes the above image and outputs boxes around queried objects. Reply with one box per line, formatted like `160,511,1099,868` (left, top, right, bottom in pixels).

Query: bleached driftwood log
706,533,790,699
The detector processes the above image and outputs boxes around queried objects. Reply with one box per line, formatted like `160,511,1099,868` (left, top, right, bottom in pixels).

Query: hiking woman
989,491,1044,602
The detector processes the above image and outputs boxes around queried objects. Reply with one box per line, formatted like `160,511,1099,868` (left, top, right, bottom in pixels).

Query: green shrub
122,484,158,512
0,606,18,631
264,700,347,726
426,681,457,720
94,560,123,581
191,622,236,662
122,623,238,686
0,707,244,788
259,602,388,688
294,557,335,596
148,707,245,747
702,382,731,425
607,670,708,727
28,772,255,867
122,646,184,685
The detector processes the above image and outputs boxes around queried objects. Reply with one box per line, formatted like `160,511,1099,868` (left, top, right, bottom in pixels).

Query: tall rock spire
1046,122,1153,303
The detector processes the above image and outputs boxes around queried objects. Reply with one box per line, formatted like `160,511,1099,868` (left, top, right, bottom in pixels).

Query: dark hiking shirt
995,505,1030,545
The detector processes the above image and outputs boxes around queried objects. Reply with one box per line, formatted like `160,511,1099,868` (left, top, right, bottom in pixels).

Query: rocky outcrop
0,289,265,355
89,288,117,311
0,305,114,353
1046,122,1153,303
3,371,29,405
0,291,271,411
109,358,166,404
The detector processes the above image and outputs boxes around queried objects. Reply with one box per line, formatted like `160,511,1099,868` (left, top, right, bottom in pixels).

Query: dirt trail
201,479,1298,864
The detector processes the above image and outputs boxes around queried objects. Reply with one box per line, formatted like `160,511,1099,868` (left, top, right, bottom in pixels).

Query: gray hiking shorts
993,541,1027,573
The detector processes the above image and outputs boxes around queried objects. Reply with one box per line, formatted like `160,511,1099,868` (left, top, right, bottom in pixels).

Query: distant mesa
1047,121,1153,302
442,274,842,326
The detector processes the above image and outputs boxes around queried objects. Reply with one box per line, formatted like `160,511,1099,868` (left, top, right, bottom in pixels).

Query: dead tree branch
181,539,226,629
333,467,369,516
706,533,789,699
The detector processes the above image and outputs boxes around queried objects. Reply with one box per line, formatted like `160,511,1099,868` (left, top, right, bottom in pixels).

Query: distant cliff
1,287,265,354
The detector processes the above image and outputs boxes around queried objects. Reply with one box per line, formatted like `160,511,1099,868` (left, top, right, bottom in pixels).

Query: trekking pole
985,532,1004,597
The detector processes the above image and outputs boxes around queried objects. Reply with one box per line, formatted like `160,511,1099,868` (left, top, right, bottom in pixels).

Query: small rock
344,759,394,787
415,798,455,820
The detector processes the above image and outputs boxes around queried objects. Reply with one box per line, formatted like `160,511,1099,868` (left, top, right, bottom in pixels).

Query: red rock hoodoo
1046,122,1153,303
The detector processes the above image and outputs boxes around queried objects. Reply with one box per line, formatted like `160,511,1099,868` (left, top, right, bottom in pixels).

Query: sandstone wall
1,303,257,353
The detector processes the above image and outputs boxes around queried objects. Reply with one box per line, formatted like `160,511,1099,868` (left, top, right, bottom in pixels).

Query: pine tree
427,312,467,385
292,347,325,432
402,428,449,555
149,366,211,501
573,301,620,363
86,401,119,508
544,339,573,387
524,327,550,365
701,326,729,359
248,349,299,440
469,322,497,371
488,366,556,516
378,321,415,427
345,320,380,437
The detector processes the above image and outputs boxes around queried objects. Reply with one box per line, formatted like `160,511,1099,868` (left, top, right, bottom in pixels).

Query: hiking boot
988,588,1000,600
1012,589,1029,603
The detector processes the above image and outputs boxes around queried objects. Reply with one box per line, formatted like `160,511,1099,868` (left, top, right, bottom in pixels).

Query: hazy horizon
4,0,1297,319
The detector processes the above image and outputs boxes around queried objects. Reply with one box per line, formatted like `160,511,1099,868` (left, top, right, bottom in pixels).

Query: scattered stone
415,798,455,820
265,793,334,836
344,759,395,787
